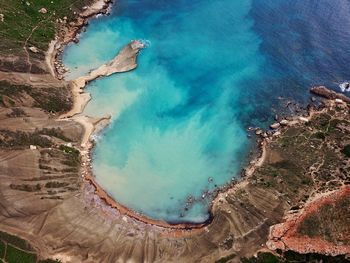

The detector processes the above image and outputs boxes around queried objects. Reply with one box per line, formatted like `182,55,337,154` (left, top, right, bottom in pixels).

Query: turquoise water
63,0,350,223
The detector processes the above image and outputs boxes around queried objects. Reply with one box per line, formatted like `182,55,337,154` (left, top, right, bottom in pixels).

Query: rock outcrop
311,86,350,103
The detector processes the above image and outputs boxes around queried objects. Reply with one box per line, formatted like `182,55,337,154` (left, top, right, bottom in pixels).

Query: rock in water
339,82,350,92
310,86,350,103
255,129,263,135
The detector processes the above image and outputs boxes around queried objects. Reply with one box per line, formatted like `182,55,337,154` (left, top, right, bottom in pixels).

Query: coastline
50,0,349,233
47,0,219,230
46,0,113,80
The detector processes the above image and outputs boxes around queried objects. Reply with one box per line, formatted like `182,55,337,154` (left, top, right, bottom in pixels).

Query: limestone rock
131,40,145,50
335,98,344,104
270,123,280,129
255,129,263,135
29,46,39,53
299,117,309,123
39,8,48,14
280,120,289,126
0,14,4,22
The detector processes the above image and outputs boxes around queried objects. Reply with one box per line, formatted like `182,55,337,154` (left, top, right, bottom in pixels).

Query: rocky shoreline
47,0,212,231
46,0,113,80
52,0,350,232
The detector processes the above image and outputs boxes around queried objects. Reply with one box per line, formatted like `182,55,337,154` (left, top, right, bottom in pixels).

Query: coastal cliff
0,1,349,263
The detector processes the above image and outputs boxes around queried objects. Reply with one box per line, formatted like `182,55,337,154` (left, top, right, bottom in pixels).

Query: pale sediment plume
60,40,144,119
59,40,143,154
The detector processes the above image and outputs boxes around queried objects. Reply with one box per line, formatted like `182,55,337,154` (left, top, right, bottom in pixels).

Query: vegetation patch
0,240,5,259
45,181,69,188
5,245,37,263
6,108,27,118
312,131,326,140
0,128,73,149
341,144,350,157
10,183,41,192
0,81,72,113
241,252,279,263
36,128,70,142
0,231,33,251
0,0,94,55
0,230,62,263
0,130,52,148
215,253,236,263
297,195,350,245
59,145,80,166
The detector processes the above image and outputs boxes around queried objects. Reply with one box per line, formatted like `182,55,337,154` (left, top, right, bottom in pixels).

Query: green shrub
0,240,5,259
341,144,350,157
5,245,36,263
0,231,33,251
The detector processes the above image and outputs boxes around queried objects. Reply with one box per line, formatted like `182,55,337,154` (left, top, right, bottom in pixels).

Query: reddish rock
267,186,350,257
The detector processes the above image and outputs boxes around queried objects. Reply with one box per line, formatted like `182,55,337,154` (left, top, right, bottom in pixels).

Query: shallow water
63,0,350,223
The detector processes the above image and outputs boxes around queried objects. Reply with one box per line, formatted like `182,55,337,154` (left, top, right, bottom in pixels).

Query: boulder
28,46,39,53
335,98,344,104
270,123,280,129
255,129,263,135
299,117,309,123
280,120,289,126
39,8,48,14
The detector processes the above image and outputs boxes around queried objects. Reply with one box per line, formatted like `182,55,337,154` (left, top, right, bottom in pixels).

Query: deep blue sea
63,0,350,223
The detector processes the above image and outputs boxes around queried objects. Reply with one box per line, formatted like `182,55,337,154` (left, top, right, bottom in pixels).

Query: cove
63,0,350,223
